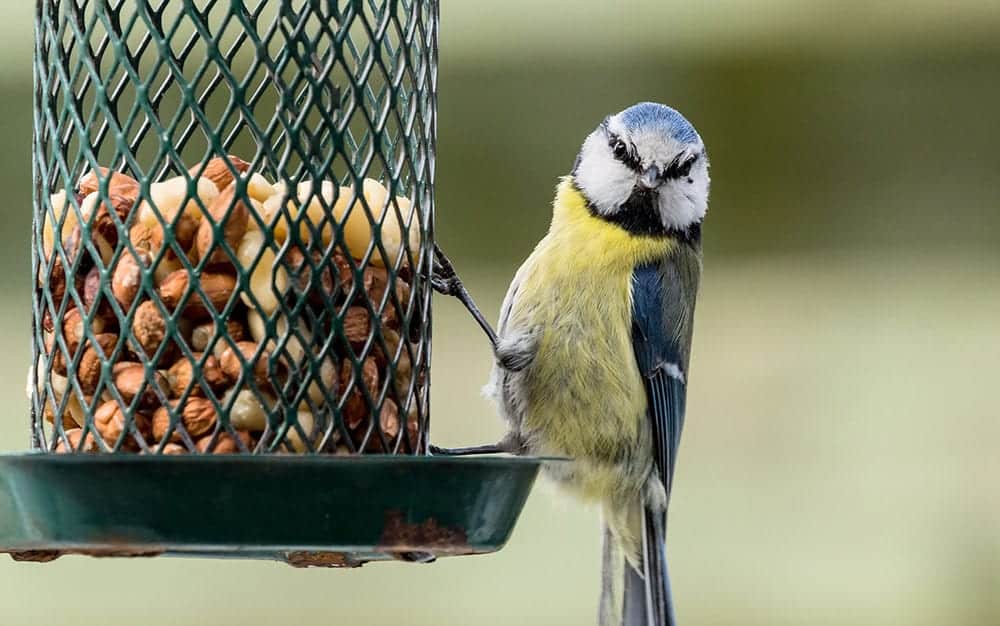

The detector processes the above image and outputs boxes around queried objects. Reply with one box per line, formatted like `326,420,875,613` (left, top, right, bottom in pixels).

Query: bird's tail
600,506,675,626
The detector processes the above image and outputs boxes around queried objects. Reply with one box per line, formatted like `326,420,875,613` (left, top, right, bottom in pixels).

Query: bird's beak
638,165,661,190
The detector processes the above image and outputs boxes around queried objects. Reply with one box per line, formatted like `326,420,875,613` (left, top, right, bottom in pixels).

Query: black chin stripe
575,182,702,242
607,189,669,236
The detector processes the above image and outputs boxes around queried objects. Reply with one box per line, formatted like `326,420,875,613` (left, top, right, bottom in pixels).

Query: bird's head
572,102,709,237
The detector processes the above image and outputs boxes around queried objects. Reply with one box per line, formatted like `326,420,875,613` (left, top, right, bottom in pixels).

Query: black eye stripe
665,154,698,179
603,130,700,180
607,133,640,170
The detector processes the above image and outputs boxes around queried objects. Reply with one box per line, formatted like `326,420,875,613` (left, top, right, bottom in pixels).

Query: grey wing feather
494,275,534,372
497,270,521,336
631,243,701,489
486,268,537,433
627,243,701,626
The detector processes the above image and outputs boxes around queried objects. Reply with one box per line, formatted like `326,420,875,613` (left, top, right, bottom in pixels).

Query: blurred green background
1,1,999,625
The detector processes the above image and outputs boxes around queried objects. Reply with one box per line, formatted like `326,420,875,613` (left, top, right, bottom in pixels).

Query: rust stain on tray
6,548,164,562
284,551,364,568
7,550,62,563
377,510,470,553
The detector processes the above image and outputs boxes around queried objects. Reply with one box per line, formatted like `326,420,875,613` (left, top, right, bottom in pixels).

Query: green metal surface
33,1,439,454
0,454,542,565
21,0,539,567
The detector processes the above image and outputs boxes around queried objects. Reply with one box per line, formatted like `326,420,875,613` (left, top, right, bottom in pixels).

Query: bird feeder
1,0,541,566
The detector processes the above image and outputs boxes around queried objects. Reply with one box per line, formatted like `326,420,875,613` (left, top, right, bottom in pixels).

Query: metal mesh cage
30,0,437,456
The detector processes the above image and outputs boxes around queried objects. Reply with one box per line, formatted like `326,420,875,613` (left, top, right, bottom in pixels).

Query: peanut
376,329,414,402
247,310,311,367
262,180,337,245
337,179,420,268
129,214,197,261
152,254,185,287
284,408,318,453
247,173,276,204
237,229,286,315
44,402,79,431
41,190,71,262
136,175,219,228
46,371,87,427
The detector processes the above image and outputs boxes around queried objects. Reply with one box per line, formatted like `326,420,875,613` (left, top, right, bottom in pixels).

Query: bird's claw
431,275,463,297
429,245,460,294
423,243,499,348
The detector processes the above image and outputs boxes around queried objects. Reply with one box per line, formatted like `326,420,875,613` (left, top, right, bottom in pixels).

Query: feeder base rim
0,453,544,566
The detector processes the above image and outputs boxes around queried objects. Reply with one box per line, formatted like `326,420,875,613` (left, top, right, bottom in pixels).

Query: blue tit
485,102,709,626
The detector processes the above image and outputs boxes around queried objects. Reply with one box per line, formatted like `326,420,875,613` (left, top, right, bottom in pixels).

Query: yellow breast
507,178,673,497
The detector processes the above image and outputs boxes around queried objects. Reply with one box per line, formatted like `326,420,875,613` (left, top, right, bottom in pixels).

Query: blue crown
618,102,699,144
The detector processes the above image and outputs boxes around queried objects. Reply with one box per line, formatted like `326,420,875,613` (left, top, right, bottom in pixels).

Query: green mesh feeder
0,0,541,566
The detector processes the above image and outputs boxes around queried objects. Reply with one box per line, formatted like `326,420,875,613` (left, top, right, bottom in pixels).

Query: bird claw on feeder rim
428,243,498,349
429,432,525,458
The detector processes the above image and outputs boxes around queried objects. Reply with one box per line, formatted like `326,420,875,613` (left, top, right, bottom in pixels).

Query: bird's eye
675,155,697,178
612,140,631,162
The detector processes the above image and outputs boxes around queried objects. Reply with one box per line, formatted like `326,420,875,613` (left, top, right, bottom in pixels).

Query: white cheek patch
658,159,710,231
573,132,635,216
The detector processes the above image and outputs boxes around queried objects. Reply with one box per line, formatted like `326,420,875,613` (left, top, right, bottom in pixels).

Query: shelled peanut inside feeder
33,157,425,456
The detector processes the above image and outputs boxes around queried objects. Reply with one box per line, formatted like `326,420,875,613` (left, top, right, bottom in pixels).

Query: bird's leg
430,432,523,456
429,243,498,350
426,244,511,457
429,443,507,456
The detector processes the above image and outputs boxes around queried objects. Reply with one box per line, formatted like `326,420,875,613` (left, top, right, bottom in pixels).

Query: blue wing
631,253,699,493
625,249,700,626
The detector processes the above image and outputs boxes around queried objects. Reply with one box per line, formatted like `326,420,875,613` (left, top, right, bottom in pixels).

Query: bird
430,101,708,625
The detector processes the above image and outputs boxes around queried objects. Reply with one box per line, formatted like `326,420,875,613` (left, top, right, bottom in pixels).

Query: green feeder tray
0,454,544,567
